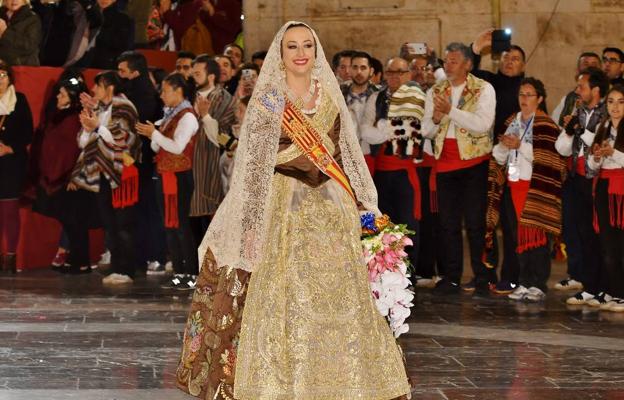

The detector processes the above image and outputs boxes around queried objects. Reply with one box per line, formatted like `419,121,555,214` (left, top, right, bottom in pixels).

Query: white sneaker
525,287,546,302
508,285,529,301
566,291,595,305
165,261,173,272
610,299,624,312
146,261,167,276
104,273,133,285
586,292,613,307
98,250,111,266
554,278,583,291
414,275,436,288
600,298,621,311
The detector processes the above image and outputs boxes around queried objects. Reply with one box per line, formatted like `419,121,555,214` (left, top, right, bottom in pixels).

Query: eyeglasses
176,65,192,71
518,93,538,98
602,57,622,64
0,72,8,79
385,70,409,77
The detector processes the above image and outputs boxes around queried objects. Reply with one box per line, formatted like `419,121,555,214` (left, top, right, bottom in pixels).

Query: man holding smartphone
470,28,527,295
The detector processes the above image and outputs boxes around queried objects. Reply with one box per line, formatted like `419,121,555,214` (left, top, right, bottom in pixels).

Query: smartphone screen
492,29,512,53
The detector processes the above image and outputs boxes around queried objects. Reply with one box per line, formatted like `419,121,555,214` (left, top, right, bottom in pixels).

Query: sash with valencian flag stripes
281,97,356,202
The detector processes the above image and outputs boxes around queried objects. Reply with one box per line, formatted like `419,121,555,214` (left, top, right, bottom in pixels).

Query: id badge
508,156,520,182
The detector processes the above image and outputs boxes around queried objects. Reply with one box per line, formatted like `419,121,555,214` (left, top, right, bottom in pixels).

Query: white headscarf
0,85,17,116
198,21,379,272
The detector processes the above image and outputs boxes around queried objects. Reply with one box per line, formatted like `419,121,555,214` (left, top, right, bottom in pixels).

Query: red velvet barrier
12,66,105,269
137,49,178,73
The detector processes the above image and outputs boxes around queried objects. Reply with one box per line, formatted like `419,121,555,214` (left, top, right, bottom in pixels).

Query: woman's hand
0,143,12,156
500,134,521,150
79,109,98,132
67,182,78,191
136,121,156,138
601,140,615,157
80,92,97,110
591,143,603,162
0,19,7,37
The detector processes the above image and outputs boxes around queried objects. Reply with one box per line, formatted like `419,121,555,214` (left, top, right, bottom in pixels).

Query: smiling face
281,26,316,78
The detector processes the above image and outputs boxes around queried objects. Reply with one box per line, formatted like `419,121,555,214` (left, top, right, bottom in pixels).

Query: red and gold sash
281,98,356,202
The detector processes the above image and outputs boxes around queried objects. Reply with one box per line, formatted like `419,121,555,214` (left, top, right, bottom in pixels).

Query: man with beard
602,47,624,86
340,51,378,172
116,51,166,274
555,67,609,307
187,55,237,260
175,51,195,80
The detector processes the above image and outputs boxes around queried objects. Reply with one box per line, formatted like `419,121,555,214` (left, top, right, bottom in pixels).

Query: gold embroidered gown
233,95,410,400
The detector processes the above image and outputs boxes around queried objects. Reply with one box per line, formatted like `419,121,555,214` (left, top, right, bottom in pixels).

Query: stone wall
243,0,624,109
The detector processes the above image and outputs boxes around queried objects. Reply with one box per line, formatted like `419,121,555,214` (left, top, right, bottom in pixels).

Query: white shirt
197,87,219,146
150,112,198,154
493,113,534,181
588,125,624,171
345,86,375,154
554,107,597,158
422,79,496,140
359,91,390,154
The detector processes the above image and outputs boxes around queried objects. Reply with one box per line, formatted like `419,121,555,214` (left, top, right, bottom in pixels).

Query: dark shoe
176,275,197,291
67,265,92,275
160,274,186,289
493,280,518,295
462,278,476,293
473,284,491,298
433,279,460,295
4,253,16,274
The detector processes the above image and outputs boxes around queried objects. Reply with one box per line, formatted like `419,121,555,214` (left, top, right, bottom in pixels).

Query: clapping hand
194,95,212,118
136,121,156,138
600,140,614,157
80,92,97,110
0,142,13,157
432,94,451,123
79,109,98,132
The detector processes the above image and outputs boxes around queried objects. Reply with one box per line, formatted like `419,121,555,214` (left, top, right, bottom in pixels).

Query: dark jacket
122,73,161,165
0,91,33,198
32,0,75,66
472,51,524,137
80,5,133,69
0,5,42,66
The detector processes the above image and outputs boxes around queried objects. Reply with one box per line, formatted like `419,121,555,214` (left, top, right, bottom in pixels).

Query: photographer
555,67,609,307
233,62,259,99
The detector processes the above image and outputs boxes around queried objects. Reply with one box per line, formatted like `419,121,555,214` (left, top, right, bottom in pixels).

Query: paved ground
1,261,623,400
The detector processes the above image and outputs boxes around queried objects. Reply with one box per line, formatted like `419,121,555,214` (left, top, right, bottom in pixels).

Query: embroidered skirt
234,174,410,400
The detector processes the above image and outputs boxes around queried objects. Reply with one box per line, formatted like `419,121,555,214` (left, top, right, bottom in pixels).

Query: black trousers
190,215,211,252
155,170,197,275
595,178,624,298
498,185,520,283
97,176,138,278
374,170,420,271
416,166,445,278
436,161,489,286
58,189,98,268
503,189,551,292
136,162,166,267
562,174,602,294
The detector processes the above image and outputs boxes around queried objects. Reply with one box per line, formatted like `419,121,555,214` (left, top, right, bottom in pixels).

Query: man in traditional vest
360,57,424,275
422,42,496,296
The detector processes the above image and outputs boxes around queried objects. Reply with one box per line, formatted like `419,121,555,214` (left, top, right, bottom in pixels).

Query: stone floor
1,262,623,400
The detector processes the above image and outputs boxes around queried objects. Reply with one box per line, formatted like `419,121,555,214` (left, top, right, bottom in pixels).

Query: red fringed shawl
484,110,567,254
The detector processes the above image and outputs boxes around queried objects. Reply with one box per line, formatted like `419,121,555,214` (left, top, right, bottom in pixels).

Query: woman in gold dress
176,21,411,400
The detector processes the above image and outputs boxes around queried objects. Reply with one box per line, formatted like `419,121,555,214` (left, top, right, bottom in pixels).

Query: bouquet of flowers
361,213,415,338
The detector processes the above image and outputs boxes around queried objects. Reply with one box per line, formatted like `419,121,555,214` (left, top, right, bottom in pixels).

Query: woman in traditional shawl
176,21,410,400
486,77,566,302
587,85,624,312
